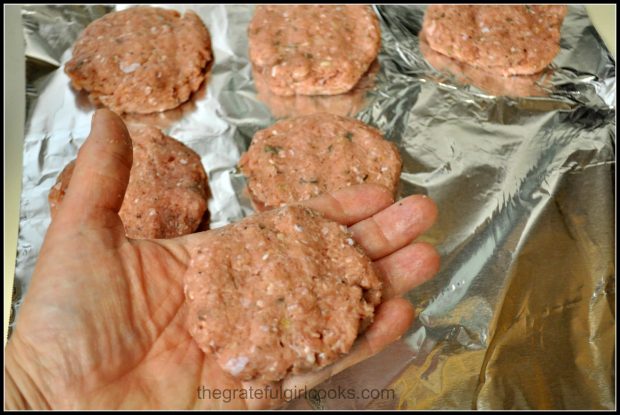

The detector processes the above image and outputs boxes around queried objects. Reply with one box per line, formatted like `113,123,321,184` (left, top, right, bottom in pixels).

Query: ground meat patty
421,5,567,76
248,5,381,96
65,6,212,114
184,205,382,382
252,61,379,119
419,32,550,97
239,113,402,211
48,126,209,239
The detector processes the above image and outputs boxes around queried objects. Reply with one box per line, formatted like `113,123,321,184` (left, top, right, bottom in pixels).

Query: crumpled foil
14,4,615,410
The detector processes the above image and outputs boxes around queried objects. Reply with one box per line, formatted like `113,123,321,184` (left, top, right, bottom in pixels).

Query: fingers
281,298,414,394
349,195,438,260
375,242,440,299
300,184,394,226
242,381,286,410
57,109,132,229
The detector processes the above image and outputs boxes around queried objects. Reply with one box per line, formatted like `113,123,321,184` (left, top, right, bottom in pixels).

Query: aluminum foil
14,5,615,410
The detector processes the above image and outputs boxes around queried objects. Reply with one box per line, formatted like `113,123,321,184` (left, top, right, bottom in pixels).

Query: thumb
56,109,133,230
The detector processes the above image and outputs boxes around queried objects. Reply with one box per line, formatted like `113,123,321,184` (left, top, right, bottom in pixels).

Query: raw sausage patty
49,126,209,239
184,205,382,382
248,5,381,96
421,5,567,76
419,32,550,97
239,113,402,211
252,61,380,119
65,6,212,114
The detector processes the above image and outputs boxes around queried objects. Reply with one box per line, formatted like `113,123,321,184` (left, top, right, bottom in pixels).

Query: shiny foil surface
14,5,615,410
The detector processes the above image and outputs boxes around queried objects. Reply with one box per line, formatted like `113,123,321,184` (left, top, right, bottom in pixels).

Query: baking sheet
14,4,615,409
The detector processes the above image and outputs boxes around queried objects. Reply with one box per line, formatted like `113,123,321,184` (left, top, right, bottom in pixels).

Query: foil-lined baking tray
13,5,615,409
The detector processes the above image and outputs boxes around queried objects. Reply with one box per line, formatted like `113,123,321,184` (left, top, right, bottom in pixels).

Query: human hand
5,110,439,410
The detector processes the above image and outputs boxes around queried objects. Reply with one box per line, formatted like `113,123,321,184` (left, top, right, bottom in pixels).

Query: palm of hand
13,215,257,409
6,110,439,410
